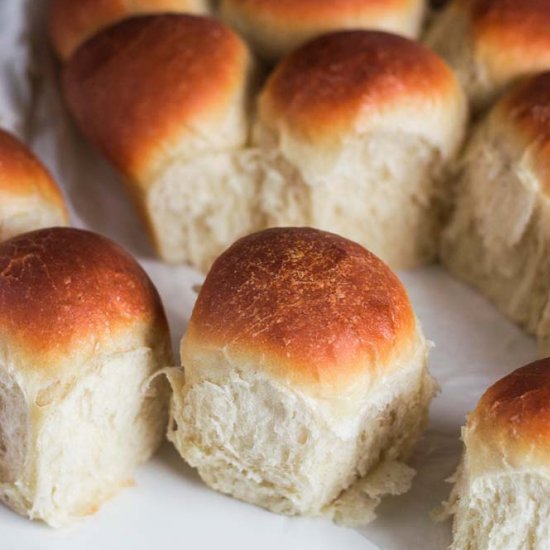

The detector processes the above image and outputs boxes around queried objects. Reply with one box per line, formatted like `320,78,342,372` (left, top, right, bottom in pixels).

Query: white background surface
0,2,538,548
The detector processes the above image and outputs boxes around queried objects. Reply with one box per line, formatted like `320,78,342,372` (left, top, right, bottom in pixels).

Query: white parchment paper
0,2,538,549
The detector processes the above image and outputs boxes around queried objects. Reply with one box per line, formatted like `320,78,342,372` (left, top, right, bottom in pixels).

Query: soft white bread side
441,360,550,550
440,72,550,352
0,129,68,242
48,0,209,60
219,0,426,62
167,227,435,524
0,228,172,527
426,0,550,113
254,31,467,270
63,15,260,273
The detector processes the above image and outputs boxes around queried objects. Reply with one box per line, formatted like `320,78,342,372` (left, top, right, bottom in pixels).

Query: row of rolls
0,0,550,548
2,223,547,548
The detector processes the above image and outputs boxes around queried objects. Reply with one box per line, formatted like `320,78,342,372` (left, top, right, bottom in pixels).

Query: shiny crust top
456,0,550,78
62,15,250,186
0,228,170,378
183,227,417,388
258,30,462,144
463,0,550,46
49,0,208,60
466,359,550,474
490,72,550,194
0,129,68,215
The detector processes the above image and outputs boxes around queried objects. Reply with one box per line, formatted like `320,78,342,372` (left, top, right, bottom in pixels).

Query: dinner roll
254,31,467,269
49,0,209,60
441,72,550,354
219,0,426,61
167,227,435,525
441,359,550,549
426,0,550,113
0,129,68,242
0,227,171,527
63,15,259,272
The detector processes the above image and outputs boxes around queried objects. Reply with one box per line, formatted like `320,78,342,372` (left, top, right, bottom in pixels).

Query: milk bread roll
63,15,259,272
255,31,467,269
167,227,435,525
426,0,550,113
0,227,171,527
440,72,550,355
442,359,550,549
0,129,68,242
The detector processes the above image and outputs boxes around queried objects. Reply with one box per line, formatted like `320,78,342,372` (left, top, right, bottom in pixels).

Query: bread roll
63,15,259,273
0,129,68,242
219,0,426,62
440,72,550,355
166,227,435,525
0,227,171,527
441,359,550,549
426,0,550,113
49,0,209,60
255,31,467,269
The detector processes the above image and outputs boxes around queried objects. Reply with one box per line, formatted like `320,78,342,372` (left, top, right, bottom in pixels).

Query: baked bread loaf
0,227,171,527
49,0,208,60
441,359,550,549
254,31,467,269
167,227,435,525
0,129,68,242
440,72,550,356
219,0,426,62
63,15,259,272
426,0,550,113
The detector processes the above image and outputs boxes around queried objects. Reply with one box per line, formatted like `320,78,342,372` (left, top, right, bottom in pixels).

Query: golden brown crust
463,0,550,43
457,0,550,79
184,227,416,386
499,73,550,134
62,15,249,186
222,0,419,23
0,129,68,216
258,31,458,143
0,227,169,371
468,359,550,466
49,0,208,60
